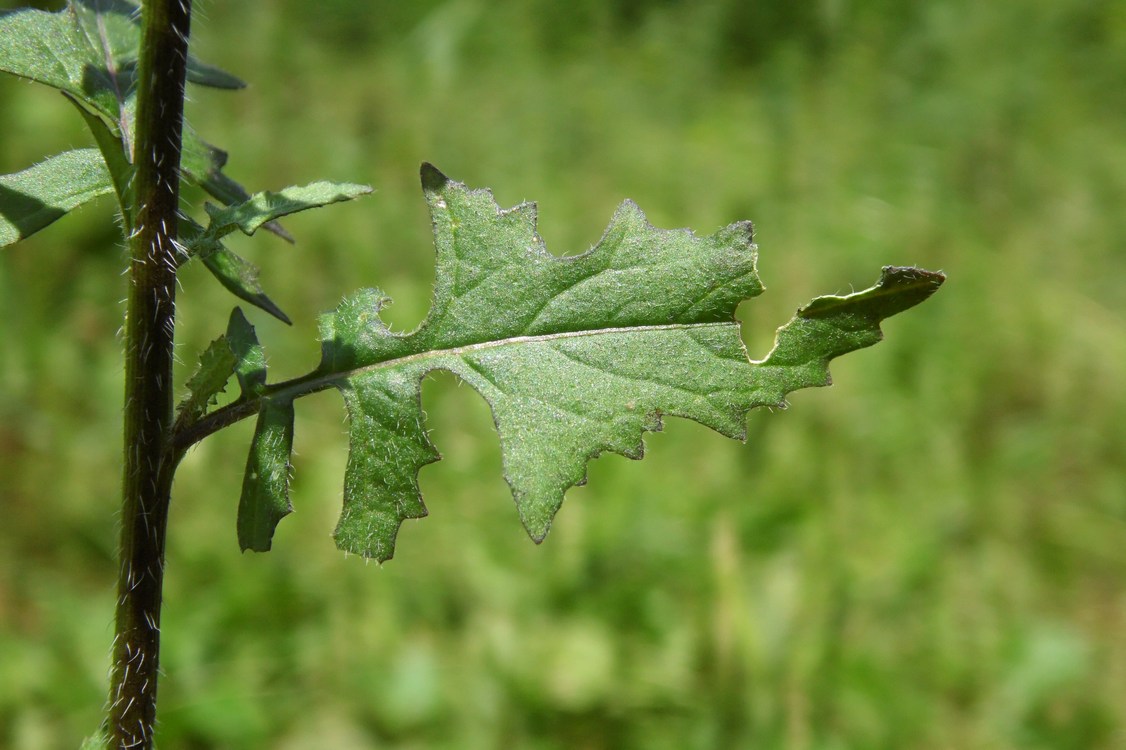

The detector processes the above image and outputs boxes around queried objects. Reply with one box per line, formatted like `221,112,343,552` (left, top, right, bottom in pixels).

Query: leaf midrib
273,320,738,401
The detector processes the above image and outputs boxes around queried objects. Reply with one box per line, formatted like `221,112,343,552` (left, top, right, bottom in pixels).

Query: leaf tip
882,265,946,294
869,265,947,315
420,162,450,193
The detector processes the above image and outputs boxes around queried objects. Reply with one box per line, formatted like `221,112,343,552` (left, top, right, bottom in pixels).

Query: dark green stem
108,1,192,748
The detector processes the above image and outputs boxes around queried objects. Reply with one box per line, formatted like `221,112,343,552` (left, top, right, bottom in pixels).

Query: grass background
1,0,1125,747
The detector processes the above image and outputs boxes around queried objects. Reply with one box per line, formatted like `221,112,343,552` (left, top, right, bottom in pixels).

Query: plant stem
107,1,192,748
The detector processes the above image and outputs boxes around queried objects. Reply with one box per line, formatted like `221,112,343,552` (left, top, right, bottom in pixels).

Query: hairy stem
108,1,192,748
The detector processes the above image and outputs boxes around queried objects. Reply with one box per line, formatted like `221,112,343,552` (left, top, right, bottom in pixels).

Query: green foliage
0,1,245,204
176,334,239,429
0,149,112,246
0,3,942,570
2,0,1119,745
231,165,942,560
0,0,369,322
0,0,940,569
182,181,373,323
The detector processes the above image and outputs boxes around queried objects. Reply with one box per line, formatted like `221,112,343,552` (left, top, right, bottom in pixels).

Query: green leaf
0,2,135,122
181,215,290,324
173,308,268,444
176,334,238,428
0,149,113,247
2,1,257,224
180,181,372,324
202,181,373,239
238,398,296,552
290,164,943,561
186,56,246,90
231,309,295,552
198,242,293,326
0,2,245,115
63,92,135,227
227,307,268,396
179,133,287,235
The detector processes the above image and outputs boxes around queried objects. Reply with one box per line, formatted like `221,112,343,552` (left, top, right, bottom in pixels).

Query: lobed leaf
176,335,238,428
0,149,113,247
252,164,943,561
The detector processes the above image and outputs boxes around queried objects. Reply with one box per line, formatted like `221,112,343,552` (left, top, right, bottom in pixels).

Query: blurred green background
1,0,1125,747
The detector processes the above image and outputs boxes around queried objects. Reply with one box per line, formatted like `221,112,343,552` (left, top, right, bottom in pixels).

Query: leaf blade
197,243,292,325
64,92,135,227
203,181,373,238
304,166,943,560
176,334,238,428
0,149,113,247
238,398,296,553
333,372,438,561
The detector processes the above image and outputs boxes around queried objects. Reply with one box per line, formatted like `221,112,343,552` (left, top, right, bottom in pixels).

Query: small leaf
203,181,373,239
176,335,238,427
182,182,371,324
180,134,294,242
238,397,296,552
185,57,246,90
229,307,296,552
227,307,268,396
199,244,293,325
64,92,134,227
304,165,944,560
0,149,113,247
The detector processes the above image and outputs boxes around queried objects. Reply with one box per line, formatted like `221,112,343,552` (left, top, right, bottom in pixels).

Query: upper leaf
0,2,242,127
180,181,373,324
201,181,373,240
0,2,135,125
236,165,942,561
0,1,256,233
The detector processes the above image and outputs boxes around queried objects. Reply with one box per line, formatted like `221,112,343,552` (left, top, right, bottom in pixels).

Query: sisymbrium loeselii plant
0,2,943,748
